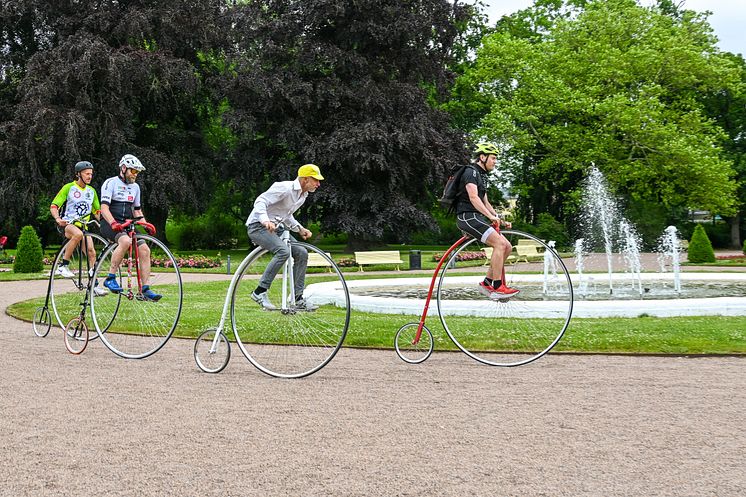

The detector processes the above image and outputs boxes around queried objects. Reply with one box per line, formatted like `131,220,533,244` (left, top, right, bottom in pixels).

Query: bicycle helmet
119,154,146,171
474,142,499,156
74,161,94,173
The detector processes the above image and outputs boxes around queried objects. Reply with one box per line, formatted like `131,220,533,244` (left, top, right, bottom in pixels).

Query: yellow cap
297,164,324,180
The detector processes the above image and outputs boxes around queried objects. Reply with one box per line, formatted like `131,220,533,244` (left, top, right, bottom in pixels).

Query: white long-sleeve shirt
245,179,307,231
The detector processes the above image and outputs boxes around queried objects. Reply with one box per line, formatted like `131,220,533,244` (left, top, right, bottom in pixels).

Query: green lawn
7,278,745,355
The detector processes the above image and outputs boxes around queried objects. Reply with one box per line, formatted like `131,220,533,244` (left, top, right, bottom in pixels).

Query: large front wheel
437,231,573,366
231,243,350,378
90,233,183,359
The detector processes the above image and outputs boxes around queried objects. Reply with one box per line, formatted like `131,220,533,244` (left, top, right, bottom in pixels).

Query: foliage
743,239,746,255
532,212,569,249
700,51,746,247
687,225,716,263
12,226,43,273
0,0,229,238
216,0,471,246
451,0,741,227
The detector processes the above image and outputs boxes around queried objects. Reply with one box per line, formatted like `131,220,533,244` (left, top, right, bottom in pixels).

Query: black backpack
438,164,474,213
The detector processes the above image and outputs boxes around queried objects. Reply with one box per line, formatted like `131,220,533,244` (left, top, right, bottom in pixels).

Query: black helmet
75,161,94,173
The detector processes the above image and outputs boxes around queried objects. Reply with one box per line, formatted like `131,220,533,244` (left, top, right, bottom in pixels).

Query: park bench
482,240,546,265
306,251,333,272
354,250,403,271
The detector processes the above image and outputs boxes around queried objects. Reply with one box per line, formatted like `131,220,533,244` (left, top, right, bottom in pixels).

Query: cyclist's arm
50,183,72,226
100,204,116,226
133,207,145,223
91,189,101,221
465,184,500,224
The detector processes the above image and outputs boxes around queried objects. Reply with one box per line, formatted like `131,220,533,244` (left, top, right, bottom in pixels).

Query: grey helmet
74,161,94,173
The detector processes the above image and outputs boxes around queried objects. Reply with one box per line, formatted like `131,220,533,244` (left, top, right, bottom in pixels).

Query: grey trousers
247,222,308,298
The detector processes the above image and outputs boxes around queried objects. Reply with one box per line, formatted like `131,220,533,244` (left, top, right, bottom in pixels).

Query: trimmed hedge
687,224,716,263
13,226,44,273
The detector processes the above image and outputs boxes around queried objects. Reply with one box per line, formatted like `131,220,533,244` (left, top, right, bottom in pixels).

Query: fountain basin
306,273,746,318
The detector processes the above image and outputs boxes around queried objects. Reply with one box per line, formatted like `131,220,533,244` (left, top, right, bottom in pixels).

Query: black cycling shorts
456,212,496,243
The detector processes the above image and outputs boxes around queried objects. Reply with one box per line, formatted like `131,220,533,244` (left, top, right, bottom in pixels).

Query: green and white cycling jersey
51,182,101,223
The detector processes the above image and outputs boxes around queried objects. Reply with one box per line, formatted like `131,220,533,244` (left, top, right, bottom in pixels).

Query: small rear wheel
32,306,52,337
194,328,231,374
395,323,433,364
64,317,89,355
51,234,108,340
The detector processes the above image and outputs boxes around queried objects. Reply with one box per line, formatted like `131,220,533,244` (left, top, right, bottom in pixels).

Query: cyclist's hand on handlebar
110,221,125,233
138,221,156,236
299,227,312,240
262,221,276,232
55,218,68,227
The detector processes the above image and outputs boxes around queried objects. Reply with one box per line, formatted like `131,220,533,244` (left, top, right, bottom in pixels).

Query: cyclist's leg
290,239,308,297
248,225,289,290
484,231,511,281
62,224,83,261
107,235,131,273
137,241,151,286
83,234,98,268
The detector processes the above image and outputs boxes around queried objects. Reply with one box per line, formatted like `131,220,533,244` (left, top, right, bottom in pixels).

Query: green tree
12,226,43,273
452,0,740,228
687,224,716,263
701,52,746,248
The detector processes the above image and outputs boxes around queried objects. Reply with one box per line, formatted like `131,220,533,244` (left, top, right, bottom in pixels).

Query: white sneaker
93,286,108,297
55,265,74,278
251,291,277,310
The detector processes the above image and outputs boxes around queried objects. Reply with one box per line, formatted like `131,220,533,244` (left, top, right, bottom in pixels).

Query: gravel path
1,277,744,496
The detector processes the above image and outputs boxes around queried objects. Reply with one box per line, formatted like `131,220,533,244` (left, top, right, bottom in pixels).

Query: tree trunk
729,213,741,249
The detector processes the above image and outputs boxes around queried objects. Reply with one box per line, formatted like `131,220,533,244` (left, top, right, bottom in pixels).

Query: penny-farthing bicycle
194,224,350,378
395,224,573,367
89,218,183,359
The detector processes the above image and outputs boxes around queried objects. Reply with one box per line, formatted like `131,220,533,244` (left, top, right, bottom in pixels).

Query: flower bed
432,251,486,262
152,254,222,269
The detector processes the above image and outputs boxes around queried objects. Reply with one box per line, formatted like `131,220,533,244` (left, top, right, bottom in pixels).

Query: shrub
687,224,716,263
13,226,44,273
532,212,570,250
743,239,746,256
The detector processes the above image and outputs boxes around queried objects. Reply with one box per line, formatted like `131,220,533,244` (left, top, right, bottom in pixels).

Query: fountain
307,167,744,318
657,225,683,293
619,219,643,296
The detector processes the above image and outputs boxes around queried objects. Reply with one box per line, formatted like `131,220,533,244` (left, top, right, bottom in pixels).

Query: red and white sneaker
493,284,520,299
477,281,520,300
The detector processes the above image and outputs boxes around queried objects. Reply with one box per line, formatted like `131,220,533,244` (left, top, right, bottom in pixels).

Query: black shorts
456,212,496,243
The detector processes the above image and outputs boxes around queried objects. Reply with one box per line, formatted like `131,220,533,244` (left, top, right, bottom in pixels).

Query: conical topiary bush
687,224,716,263
12,226,44,273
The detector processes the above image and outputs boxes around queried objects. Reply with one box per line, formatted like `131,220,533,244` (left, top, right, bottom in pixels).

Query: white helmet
119,154,145,171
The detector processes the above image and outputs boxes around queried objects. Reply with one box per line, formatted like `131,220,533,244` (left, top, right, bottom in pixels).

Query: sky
481,0,745,56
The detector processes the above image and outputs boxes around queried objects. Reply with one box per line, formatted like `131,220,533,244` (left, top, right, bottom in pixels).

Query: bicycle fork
410,235,470,345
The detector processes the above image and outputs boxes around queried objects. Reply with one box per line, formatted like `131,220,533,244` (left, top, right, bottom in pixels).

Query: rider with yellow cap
245,164,324,311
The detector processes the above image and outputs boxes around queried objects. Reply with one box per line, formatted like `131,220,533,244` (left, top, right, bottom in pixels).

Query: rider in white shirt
245,164,323,310
98,154,160,301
